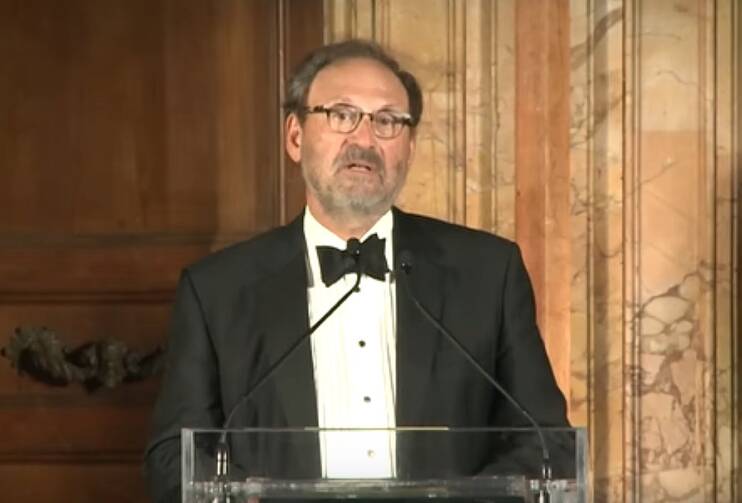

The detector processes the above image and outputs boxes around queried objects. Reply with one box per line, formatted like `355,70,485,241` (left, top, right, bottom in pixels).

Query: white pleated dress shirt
303,207,397,478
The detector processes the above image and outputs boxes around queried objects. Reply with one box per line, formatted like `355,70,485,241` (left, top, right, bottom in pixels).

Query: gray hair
283,39,423,127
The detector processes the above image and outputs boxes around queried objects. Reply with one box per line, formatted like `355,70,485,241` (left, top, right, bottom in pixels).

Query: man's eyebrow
320,97,407,111
321,96,354,106
326,100,355,107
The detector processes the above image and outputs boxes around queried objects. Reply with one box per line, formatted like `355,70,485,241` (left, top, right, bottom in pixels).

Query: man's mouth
344,162,374,172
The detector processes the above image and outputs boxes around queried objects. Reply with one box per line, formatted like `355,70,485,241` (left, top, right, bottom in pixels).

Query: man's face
285,57,416,219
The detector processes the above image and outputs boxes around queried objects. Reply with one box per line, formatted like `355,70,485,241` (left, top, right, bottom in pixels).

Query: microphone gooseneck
215,239,365,487
220,271,362,436
396,250,552,500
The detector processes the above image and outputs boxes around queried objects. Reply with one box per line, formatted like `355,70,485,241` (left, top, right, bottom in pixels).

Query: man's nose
349,113,378,146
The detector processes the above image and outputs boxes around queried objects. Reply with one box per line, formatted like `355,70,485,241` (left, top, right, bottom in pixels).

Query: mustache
334,144,384,171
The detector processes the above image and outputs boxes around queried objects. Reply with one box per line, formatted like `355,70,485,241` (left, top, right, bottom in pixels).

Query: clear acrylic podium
182,427,587,503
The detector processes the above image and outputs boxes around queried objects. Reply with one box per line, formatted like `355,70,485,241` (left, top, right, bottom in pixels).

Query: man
145,39,569,503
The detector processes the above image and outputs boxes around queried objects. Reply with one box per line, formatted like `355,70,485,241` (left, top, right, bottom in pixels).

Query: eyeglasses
303,104,413,139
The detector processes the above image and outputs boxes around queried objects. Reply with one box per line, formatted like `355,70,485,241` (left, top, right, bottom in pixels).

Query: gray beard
302,164,404,220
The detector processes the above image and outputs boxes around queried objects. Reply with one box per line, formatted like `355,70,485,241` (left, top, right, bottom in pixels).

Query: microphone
214,239,364,497
396,250,553,503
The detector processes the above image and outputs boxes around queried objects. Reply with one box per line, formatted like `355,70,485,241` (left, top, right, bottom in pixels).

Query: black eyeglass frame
302,104,414,139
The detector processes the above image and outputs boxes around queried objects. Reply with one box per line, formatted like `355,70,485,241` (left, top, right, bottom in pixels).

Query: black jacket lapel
393,208,447,426
253,215,318,429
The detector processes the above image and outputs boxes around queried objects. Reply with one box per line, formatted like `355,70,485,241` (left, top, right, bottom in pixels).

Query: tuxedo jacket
145,208,569,503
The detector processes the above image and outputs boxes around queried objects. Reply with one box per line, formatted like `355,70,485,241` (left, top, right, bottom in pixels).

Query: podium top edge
181,426,586,434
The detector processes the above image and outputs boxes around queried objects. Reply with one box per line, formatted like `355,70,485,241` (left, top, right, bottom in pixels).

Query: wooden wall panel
1,0,207,234
0,0,323,501
0,464,149,502
0,243,209,296
0,404,153,459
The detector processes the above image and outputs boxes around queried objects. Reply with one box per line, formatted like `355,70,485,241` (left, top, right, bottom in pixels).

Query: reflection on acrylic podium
182,427,588,503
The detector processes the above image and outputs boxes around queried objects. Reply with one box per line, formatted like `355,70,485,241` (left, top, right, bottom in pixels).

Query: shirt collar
304,207,394,286
304,207,393,247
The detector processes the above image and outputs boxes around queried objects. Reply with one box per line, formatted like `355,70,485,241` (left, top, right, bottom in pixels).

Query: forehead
307,57,409,110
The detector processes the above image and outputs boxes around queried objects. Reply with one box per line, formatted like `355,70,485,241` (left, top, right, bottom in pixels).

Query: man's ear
285,113,303,163
407,128,417,166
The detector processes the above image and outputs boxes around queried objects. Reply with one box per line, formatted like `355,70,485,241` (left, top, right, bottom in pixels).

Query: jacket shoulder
397,210,517,264
184,219,302,292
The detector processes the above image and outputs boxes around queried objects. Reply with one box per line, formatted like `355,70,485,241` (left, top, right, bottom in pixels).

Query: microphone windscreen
346,238,361,257
397,250,414,273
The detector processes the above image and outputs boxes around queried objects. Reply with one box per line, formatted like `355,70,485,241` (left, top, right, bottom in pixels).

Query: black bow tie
316,234,389,287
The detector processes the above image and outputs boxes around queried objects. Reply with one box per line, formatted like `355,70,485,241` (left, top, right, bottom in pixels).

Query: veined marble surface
324,1,739,501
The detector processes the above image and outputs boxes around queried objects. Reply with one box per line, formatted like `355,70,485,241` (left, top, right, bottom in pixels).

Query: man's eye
332,109,354,122
375,114,395,126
